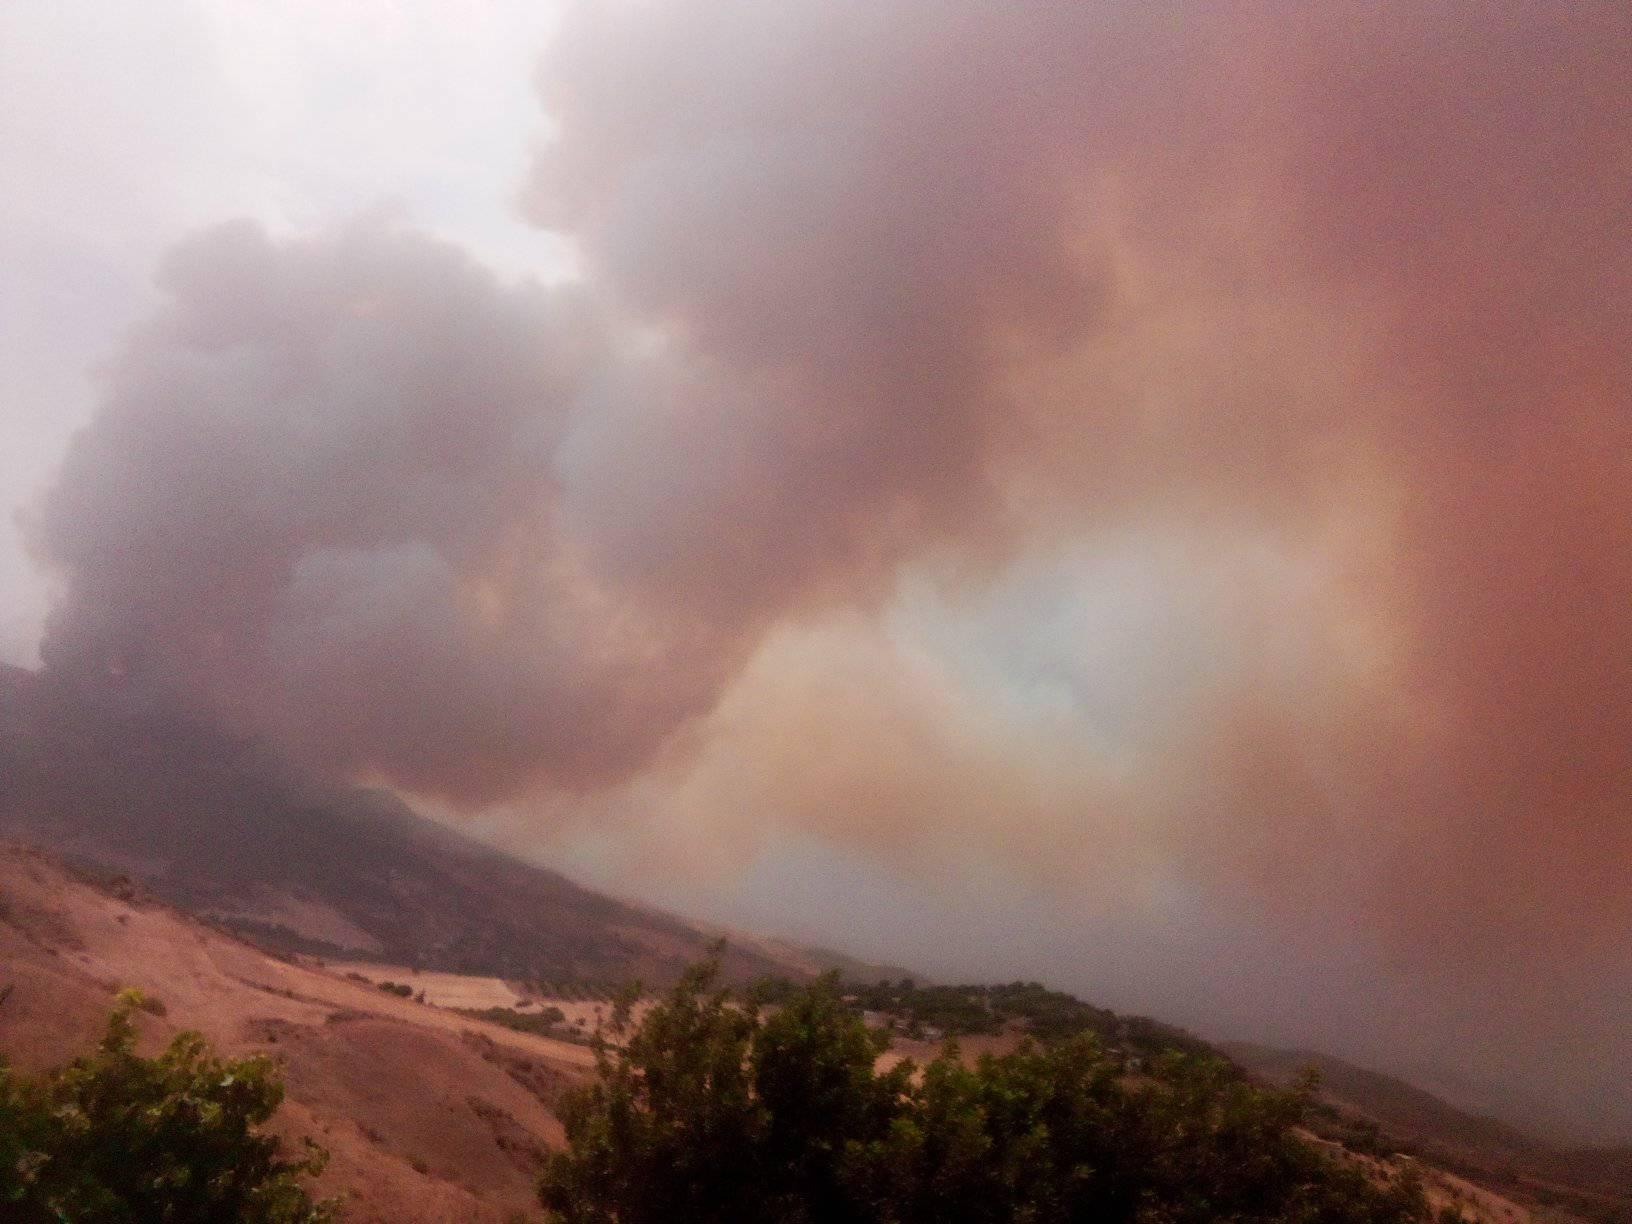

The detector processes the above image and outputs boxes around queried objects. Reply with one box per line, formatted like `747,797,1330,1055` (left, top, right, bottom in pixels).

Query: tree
540,961,1436,1224
0,990,331,1222
750,976,907,1223
538,961,760,1222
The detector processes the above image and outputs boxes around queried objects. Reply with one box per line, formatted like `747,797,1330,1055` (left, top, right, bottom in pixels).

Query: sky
3,0,1630,1140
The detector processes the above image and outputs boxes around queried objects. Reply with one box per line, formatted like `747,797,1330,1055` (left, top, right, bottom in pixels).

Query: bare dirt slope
0,844,595,1222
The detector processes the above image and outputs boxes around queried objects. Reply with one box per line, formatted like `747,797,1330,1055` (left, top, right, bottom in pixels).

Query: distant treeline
529,981,625,1003
746,975,1218,1061
457,1004,569,1040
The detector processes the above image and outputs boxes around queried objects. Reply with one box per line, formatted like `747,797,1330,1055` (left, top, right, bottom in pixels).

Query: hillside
2,842,1579,1223
1228,1043,1632,1221
2,666,1621,1221
0,666,820,986
0,843,597,1221
1226,1042,1537,1161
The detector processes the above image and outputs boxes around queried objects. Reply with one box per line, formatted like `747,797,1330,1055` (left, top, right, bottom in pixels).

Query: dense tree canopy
541,963,1451,1224
0,990,330,1223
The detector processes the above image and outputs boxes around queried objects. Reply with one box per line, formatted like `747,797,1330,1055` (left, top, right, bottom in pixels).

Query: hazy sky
4,0,1630,1141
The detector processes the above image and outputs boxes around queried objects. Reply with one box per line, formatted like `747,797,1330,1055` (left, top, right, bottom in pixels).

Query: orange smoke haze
27,0,1632,1135
522,0,1631,957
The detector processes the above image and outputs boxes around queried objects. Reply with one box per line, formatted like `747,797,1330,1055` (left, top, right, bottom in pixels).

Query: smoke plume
520,0,1632,957
30,219,747,799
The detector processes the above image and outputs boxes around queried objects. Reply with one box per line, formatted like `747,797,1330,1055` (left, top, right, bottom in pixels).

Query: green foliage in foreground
540,963,1446,1224
0,990,331,1223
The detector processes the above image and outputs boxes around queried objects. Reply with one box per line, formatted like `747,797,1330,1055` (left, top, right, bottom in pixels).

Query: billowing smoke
521,0,1632,957
27,0,1632,1134
29,219,748,799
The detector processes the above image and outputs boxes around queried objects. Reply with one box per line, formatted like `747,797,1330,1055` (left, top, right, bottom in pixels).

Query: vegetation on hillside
540,961,1462,1223
458,1004,572,1039
831,977,1216,1059
0,990,330,1222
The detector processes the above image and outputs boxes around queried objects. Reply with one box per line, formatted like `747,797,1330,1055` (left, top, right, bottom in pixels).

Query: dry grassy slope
0,844,595,1222
0,666,837,987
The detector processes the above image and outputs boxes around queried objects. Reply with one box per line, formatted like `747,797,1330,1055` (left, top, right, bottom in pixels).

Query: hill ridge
0,666,809,986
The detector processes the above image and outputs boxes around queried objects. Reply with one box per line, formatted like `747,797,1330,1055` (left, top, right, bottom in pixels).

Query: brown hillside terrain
0,844,593,1222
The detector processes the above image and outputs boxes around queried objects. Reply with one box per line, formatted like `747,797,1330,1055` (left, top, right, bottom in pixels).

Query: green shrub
0,990,331,1222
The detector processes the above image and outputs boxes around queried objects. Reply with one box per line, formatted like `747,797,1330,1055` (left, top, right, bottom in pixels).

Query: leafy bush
540,963,1437,1224
0,990,331,1222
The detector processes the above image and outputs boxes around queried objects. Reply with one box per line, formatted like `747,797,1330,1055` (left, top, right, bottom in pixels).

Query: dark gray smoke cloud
30,218,744,799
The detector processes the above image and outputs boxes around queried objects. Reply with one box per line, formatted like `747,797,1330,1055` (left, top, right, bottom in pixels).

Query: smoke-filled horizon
13,0,1632,1139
